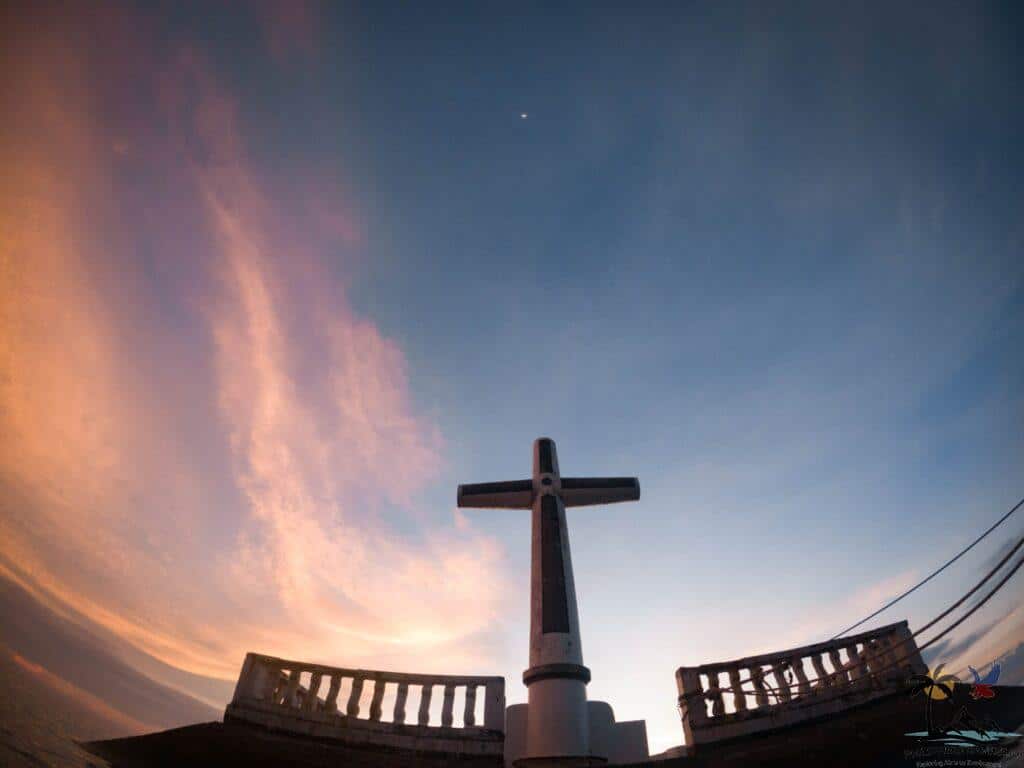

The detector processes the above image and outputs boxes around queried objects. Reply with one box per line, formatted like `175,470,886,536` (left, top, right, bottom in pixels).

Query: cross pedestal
458,438,640,766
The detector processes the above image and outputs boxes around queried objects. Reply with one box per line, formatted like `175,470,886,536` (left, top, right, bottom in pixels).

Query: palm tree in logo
908,664,959,735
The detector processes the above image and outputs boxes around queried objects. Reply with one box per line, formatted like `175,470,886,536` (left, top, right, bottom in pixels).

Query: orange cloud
0,7,507,694
188,54,507,665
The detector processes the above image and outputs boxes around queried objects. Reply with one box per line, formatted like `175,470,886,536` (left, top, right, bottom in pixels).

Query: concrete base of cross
505,701,649,767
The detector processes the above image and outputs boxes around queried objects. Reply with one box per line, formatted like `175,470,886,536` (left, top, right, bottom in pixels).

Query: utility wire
912,534,1024,638
680,529,1024,703
682,550,1024,711
683,550,1024,717
829,495,1024,639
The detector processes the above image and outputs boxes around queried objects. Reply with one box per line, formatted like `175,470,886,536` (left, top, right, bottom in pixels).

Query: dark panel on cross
540,494,570,633
560,477,638,490
538,439,555,474
460,480,533,496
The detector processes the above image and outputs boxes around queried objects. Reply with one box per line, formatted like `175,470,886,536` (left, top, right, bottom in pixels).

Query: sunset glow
0,4,505,682
1,2,1021,756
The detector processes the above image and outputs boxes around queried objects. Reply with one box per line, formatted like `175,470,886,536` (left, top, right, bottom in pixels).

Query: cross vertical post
458,437,640,765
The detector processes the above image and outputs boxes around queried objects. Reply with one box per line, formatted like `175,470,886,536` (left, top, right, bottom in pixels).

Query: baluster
347,676,364,717
879,635,897,667
750,666,769,707
483,680,504,732
855,644,871,679
845,645,862,680
303,672,323,711
441,683,456,727
791,656,811,696
275,672,287,706
369,678,385,721
282,668,301,708
771,662,791,703
705,672,725,717
266,668,286,703
811,654,831,688
829,649,849,686
847,645,869,690
862,639,877,670
464,684,478,727
727,667,746,711
324,674,342,713
861,640,881,687
394,682,409,724
262,661,282,701
418,683,433,726
270,674,286,704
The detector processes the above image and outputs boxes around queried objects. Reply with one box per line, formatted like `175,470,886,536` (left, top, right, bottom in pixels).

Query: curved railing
675,620,926,747
225,653,505,756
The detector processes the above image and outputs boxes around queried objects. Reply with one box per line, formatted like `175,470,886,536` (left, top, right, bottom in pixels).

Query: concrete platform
81,720,503,767
637,684,1024,767
80,685,1024,768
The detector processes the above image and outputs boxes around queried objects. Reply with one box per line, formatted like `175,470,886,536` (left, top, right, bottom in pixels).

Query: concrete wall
225,700,504,756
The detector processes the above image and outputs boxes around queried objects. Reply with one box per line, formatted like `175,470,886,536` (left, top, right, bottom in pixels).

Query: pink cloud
0,8,507,691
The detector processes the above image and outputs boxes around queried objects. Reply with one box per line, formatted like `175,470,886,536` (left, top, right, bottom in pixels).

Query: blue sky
1,0,1021,754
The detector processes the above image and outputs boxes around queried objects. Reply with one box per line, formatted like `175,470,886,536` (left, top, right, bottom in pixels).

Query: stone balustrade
675,620,926,748
225,653,505,756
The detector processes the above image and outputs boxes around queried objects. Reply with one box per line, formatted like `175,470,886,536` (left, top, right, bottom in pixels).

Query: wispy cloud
0,8,507,688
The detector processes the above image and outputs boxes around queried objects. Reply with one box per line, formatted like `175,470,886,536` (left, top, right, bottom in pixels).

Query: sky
1,0,1022,755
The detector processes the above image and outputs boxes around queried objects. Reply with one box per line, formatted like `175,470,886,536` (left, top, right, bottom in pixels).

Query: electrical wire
682,551,1023,717
829,496,1024,639
680,531,1024,705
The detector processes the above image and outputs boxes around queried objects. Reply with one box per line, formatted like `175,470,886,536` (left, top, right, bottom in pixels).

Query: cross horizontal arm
457,479,533,509
560,477,640,508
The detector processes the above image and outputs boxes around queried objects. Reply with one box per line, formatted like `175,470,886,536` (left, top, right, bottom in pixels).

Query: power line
683,550,1024,717
680,526,1024,703
829,495,1024,640
913,534,1024,638
799,549,1024,705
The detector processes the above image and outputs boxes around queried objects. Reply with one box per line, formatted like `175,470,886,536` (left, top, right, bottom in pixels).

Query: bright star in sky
520,112,528,119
